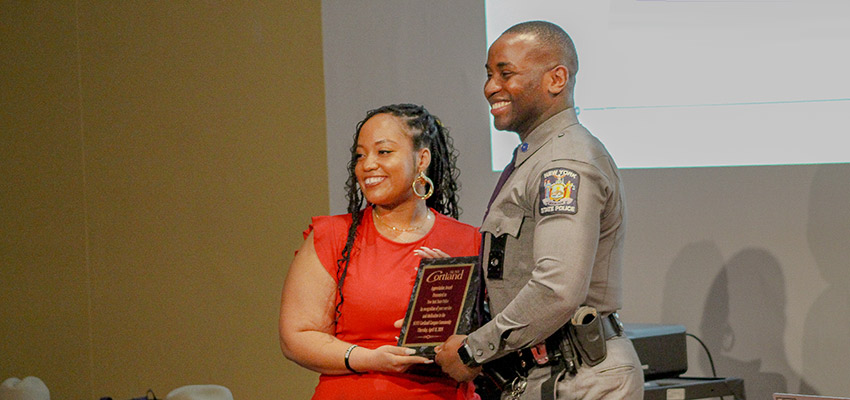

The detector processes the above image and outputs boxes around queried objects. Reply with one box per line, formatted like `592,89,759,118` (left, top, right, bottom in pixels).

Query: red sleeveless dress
306,207,480,400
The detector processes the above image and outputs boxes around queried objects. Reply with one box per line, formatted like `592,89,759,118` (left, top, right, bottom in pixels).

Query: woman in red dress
279,104,481,400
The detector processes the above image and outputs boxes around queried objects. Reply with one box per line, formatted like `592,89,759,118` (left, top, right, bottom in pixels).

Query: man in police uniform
435,21,644,399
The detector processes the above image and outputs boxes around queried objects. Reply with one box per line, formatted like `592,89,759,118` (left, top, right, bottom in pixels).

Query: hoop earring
412,171,434,200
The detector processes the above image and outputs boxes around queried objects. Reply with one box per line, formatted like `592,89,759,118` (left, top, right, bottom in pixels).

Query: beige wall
1,1,324,399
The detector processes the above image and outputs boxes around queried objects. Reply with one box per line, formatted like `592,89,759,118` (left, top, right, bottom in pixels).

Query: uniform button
495,227,501,233
476,349,484,356
488,343,495,350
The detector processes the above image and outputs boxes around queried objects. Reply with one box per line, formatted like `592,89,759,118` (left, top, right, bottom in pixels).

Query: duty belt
475,313,625,399
516,312,623,373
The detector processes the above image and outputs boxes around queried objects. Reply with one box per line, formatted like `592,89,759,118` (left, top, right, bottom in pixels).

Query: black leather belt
516,312,623,371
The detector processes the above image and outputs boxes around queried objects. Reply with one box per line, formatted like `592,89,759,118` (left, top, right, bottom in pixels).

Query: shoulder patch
539,168,579,216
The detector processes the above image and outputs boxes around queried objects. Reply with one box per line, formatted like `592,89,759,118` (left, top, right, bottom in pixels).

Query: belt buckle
530,342,549,365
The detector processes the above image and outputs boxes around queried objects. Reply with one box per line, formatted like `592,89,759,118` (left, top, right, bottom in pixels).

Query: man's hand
434,334,481,382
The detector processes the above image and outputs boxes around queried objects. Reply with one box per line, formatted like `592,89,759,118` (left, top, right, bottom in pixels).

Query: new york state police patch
539,168,579,215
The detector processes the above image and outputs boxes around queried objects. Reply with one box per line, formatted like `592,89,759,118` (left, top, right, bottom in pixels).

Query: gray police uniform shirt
467,108,626,364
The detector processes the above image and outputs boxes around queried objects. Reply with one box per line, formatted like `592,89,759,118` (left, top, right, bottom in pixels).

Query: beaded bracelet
344,344,362,374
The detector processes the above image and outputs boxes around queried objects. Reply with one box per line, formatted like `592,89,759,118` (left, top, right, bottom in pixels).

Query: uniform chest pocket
481,202,525,285
481,201,524,238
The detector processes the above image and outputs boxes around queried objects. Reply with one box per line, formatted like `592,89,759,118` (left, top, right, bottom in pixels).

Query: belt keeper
344,344,362,374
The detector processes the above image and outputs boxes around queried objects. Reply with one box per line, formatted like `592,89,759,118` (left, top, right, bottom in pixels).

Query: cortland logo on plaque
539,167,579,216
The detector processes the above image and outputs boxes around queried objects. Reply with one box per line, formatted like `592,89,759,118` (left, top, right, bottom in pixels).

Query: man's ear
547,65,568,96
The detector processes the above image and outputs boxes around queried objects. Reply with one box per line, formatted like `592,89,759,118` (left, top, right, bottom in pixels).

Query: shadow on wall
661,241,802,399
661,241,725,333
800,165,850,396
661,241,724,383
700,248,799,399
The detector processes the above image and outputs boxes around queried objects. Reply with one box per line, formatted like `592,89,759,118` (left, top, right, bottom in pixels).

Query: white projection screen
485,0,850,170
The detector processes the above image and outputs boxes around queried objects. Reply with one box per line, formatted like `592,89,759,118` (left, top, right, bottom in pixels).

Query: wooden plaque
398,256,481,358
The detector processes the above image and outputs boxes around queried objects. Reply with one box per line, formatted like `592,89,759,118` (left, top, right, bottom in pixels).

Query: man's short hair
503,20,578,80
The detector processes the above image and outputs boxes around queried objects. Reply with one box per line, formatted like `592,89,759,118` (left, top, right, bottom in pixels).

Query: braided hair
333,103,461,323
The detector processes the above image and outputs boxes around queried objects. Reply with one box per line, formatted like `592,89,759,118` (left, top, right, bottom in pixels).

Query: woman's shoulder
312,212,353,227
304,213,355,240
306,213,360,272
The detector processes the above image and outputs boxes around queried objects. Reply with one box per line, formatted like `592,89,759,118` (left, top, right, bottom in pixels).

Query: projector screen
485,0,850,170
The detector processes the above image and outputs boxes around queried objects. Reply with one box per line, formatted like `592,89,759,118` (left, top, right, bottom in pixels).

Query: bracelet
344,344,362,374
